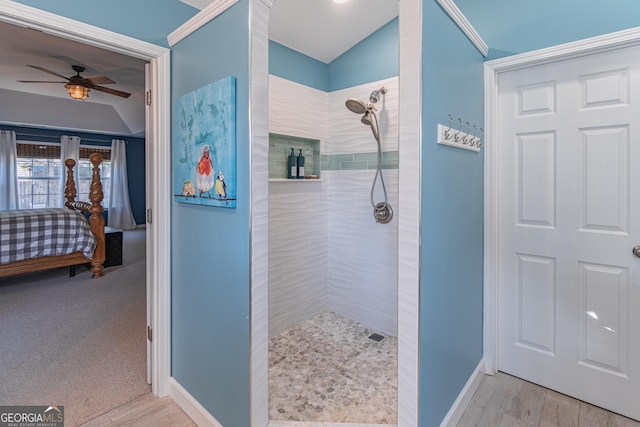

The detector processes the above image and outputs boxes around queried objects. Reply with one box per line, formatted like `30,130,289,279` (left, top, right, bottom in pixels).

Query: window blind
16,143,111,160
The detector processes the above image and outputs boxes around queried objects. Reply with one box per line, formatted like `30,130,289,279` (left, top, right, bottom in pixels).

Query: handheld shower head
361,110,373,126
362,110,380,141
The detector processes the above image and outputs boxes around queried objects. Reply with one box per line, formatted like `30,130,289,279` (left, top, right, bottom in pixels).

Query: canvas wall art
174,75,236,208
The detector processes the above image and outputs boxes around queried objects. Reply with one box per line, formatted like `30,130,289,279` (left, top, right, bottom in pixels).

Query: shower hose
370,114,393,224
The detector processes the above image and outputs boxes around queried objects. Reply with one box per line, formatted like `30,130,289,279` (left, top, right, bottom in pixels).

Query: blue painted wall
328,17,399,91
12,0,197,47
170,2,250,426
269,17,399,92
420,0,485,425
269,41,328,91
455,0,640,59
2,124,146,225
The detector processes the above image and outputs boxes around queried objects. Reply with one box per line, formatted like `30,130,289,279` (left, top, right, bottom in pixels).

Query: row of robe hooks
437,114,483,152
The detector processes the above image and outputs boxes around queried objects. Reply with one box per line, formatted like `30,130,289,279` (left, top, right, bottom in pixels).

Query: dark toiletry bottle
288,148,297,179
297,149,305,179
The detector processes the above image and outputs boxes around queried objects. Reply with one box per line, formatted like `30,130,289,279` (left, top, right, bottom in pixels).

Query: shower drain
368,333,385,342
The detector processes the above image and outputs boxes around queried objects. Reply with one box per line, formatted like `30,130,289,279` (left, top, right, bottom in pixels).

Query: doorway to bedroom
0,13,166,425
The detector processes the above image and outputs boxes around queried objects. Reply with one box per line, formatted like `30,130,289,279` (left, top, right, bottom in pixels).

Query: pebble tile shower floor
268,311,398,423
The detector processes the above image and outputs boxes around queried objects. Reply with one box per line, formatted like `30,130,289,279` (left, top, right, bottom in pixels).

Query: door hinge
146,208,152,224
147,326,153,342
146,90,152,106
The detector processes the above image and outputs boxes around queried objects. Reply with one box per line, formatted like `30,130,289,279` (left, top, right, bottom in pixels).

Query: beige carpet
0,229,150,427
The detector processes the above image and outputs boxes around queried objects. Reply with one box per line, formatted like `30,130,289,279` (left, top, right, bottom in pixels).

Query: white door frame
483,26,640,375
0,1,173,396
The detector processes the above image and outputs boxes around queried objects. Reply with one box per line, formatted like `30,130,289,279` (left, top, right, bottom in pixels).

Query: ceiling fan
18,64,131,100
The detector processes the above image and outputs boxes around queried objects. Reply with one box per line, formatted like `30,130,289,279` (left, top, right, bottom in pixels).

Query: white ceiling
269,0,398,63
183,0,399,63
0,0,397,137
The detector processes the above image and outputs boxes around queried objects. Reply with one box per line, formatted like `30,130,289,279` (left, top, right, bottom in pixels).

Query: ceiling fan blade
91,85,131,98
86,75,116,85
18,80,67,83
26,65,70,81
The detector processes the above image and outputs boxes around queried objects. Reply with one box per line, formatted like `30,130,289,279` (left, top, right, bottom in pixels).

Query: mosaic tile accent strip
321,151,399,171
269,312,398,424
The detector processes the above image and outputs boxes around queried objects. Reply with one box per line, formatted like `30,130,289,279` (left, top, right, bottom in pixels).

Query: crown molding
435,0,488,57
0,0,166,59
486,25,640,72
168,0,239,47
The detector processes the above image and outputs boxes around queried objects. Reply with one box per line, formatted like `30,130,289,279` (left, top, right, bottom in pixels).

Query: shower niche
268,133,321,181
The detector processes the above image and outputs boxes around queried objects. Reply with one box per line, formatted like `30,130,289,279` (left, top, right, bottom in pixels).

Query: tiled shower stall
268,74,399,338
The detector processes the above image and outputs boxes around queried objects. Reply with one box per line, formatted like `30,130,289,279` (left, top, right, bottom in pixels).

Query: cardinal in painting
196,144,214,198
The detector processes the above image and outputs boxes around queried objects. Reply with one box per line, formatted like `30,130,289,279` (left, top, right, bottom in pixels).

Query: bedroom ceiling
0,21,148,137
0,0,398,137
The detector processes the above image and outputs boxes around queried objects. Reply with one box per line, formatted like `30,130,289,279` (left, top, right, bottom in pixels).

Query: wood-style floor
78,372,640,426
79,393,195,427
457,372,640,427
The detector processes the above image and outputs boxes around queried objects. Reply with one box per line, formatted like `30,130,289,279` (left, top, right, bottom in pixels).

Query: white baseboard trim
439,358,485,427
169,377,223,427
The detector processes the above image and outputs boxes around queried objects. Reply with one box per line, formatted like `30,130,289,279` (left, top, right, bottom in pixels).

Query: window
17,156,62,209
16,142,111,209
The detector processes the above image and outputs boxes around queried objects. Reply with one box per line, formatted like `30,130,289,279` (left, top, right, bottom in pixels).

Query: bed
0,153,106,278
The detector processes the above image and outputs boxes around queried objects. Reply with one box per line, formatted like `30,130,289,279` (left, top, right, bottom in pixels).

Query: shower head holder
369,87,387,104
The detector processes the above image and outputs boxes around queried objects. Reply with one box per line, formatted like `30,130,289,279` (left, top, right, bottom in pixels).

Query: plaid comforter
0,208,97,264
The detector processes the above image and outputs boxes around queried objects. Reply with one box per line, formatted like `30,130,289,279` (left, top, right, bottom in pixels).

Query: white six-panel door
497,44,640,420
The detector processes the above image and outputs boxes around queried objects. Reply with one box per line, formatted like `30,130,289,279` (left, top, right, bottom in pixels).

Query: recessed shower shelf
269,133,321,180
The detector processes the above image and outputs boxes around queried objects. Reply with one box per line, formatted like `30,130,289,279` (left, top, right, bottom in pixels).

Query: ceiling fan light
65,83,90,100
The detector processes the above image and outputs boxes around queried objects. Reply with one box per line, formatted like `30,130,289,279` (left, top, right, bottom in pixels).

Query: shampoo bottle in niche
287,148,297,179
297,149,305,179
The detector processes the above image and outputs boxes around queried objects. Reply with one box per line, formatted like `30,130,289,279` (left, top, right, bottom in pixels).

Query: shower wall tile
338,160,369,170
382,151,399,162
269,75,328,143
325,169,399,337
379,159,399,170
268,75,329,337
353,152,378,163
250,5,270,426
326,77,399,155
397,0,422,423
268,182,328,337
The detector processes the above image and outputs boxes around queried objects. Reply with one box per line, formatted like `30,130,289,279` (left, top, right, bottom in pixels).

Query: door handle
633,245,640,258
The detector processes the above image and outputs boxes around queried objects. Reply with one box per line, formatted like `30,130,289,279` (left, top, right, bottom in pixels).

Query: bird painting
196,144,214,198
215,171,227,203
